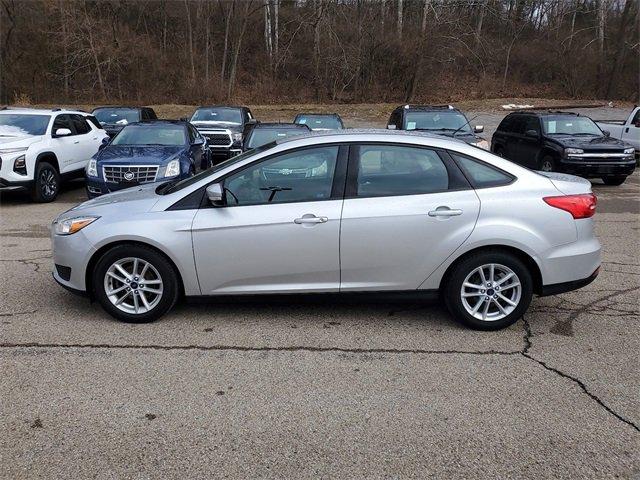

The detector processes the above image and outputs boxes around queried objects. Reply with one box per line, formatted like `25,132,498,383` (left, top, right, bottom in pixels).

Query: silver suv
51,131,601,330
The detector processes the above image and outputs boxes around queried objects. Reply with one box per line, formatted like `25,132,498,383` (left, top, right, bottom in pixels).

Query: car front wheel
31,162,60,202
93,244,179,323
444,251,533,330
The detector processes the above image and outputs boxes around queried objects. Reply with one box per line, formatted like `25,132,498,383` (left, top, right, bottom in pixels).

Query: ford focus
51,131,600,330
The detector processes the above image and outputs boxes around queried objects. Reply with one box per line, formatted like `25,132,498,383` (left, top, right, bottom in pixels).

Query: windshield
0,114,50,137
159,143,274,195
191,107,242,125
111,125,186,146
542,116,602,135
93,108,140,125
247,128,308,149
404,111,471,133
295,115,343,130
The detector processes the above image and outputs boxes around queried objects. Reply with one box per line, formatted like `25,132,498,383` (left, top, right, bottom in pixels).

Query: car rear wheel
31,162,60,202
444,251,533,330
602,176,626,186
93,244,179,323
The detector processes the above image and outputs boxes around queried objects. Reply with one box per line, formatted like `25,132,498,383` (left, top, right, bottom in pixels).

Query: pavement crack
0,341,521,356
521,315,532,354
522,352,640,434
0,310,38,317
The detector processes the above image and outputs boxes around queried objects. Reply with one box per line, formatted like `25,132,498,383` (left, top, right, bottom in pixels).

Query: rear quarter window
450,152,515,188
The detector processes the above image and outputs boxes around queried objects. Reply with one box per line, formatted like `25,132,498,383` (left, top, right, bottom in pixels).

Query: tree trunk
83,3,106,99
474,0,486,48
605,0,636,98
397,0,403,40
227,0,251,99
59,0,69,99
221,0,235,80
184,0,196,84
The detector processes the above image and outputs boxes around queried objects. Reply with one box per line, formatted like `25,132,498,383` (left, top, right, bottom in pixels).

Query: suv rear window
451,153,514,188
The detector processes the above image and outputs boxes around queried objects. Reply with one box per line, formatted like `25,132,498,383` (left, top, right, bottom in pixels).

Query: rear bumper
558,159,636,177
540,267,599,296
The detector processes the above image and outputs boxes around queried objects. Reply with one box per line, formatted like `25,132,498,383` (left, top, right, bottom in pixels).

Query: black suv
92,106,158,138
387,105,488,149
293,113,344,130
242,123,311,151
189,105,256,162
491,111,636,185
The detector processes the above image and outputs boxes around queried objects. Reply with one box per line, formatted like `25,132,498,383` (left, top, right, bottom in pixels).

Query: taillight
543,193,597,219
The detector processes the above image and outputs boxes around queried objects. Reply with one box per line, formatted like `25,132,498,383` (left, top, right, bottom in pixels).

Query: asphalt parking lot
1,110,639,478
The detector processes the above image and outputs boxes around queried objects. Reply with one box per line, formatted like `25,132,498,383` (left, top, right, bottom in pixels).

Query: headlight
164,159,180,177
232,132,242,142
0,146,28,154
86,159,98,177
474,139,490,150
623,147,635,154
54,216,99,235
13,155,26,174
565,148,584,155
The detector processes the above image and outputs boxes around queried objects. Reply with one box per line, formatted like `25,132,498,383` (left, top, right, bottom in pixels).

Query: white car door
339,144,481,291
49,114,84,172
68,114,102,171
192,145,346,294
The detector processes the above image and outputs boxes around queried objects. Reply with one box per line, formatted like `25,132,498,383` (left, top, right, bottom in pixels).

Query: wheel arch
439,245,543,295
35,152,60,171
85,240,185,300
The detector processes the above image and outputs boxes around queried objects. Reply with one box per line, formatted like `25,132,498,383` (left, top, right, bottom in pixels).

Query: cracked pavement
1,167,638,478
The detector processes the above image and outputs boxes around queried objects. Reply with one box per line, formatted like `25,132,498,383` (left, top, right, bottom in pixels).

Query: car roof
91,106,151,111
195,105,247,110
252,122,309,129
0,107,88,115
295,112,341,117
509,110,581,117
275,128,461,146
395,104,460,113
127,120,187,127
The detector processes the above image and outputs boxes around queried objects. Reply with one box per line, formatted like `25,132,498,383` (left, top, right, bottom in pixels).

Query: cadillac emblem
124,171,135,181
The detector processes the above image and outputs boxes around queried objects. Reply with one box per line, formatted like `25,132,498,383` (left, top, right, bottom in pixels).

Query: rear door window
70,114,91,135
353,145,452,197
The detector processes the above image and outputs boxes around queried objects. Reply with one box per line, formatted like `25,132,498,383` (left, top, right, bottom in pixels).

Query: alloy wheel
540,159,554,172
40,169,58,198
460,263,522,322
103,257,164,314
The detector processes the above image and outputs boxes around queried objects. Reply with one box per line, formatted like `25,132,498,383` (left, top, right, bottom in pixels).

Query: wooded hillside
1,0,638,104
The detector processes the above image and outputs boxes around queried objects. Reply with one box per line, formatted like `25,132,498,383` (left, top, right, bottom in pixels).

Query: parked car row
0,104,636,203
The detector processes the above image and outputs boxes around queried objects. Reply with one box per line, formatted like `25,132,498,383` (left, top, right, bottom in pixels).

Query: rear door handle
294,214,328,224
73,140,80,144
428,207,463,217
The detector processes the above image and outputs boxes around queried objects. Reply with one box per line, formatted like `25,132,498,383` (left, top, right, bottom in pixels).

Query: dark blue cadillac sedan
85,120,211,198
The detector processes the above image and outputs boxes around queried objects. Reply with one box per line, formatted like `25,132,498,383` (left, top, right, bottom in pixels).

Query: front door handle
428,207,463,217
294,214,328,224
73,140,80,144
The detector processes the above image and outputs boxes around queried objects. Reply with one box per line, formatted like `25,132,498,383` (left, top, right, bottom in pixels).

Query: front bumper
51,228,96,293
0,177,32,191
559,158,636,177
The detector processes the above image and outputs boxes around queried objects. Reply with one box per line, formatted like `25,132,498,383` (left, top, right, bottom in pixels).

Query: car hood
550,135,627,150
0,135,42,148
97,145,186,164
192,121,242,133
60,183,161,220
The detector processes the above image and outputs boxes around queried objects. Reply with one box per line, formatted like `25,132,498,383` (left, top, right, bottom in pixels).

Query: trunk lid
538,172,593,195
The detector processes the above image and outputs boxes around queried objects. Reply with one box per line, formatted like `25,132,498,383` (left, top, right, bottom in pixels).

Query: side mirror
99,137,110,150
54,128,72,137
247,118,258,125
206,183,224,206
525,129,539,138
602,130,610,137
474,125,484,133
193,137,205,146
387,124,396,130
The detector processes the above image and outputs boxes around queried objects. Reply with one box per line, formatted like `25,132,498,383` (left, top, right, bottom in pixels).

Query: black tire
30,162,60,202
494,146,505,158
92,244,180,323
602,176,626,186
539,155,555,172
443,250,533,331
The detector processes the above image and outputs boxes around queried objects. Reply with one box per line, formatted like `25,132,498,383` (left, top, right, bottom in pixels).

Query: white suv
0,108,108,201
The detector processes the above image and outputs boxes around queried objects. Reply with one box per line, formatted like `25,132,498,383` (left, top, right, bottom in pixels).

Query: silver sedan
51,131,601,330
